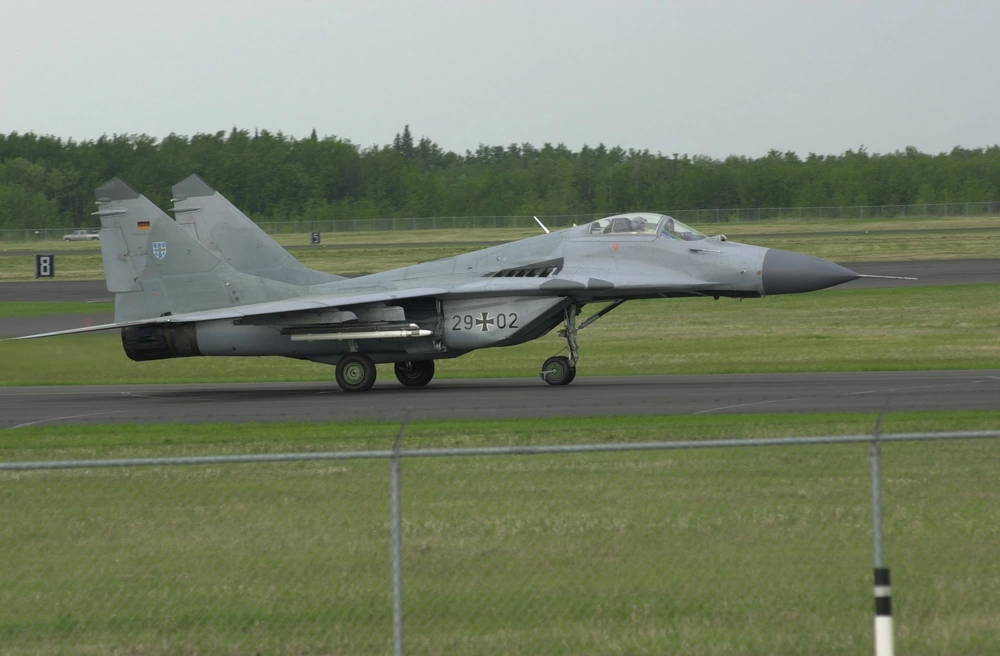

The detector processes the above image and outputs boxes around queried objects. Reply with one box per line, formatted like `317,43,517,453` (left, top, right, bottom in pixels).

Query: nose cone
762,249,859,295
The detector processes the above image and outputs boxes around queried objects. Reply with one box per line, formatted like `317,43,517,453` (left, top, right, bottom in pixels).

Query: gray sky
2,0,998,158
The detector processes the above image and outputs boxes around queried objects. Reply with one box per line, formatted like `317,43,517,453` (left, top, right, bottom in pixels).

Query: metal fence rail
3,429,998,655
4,201,999,241
3,430,998,471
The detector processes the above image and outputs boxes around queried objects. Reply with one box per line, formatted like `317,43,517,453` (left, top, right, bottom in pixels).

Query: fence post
390,420,408,656
870,418,894,656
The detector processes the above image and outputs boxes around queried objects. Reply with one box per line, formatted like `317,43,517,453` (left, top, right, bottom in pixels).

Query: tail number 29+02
451,312,518,332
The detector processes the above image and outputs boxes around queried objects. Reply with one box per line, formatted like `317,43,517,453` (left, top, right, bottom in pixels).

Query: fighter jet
17,176,874,392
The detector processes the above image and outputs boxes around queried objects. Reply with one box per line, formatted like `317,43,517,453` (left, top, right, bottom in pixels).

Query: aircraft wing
10,286,449,340
11,275,720,341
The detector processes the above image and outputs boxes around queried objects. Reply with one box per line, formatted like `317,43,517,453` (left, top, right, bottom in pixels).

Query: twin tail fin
95,178,309,322
170,174,342,286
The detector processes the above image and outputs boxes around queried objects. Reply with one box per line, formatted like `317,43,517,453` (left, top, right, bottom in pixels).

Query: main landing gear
394,360,435,387
334,356,436,392
539,300,627,386
336,354,377,392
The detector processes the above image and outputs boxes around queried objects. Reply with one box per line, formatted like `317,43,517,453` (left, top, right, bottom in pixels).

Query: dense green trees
0,128,998,228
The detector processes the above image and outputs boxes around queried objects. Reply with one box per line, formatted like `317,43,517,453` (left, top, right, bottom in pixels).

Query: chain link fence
2,431,999,654
3,201,999,242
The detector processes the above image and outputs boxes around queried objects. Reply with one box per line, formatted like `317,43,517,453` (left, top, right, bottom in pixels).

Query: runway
3,370,998,428
2,259,996,427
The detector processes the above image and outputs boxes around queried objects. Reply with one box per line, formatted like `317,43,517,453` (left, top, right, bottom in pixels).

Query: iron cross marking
474,312,495,332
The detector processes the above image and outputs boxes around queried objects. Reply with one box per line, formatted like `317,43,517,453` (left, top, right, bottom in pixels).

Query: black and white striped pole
870,437,894,656
390,419,409,656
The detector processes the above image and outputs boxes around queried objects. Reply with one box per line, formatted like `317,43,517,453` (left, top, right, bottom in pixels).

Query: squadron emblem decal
151,241,167,260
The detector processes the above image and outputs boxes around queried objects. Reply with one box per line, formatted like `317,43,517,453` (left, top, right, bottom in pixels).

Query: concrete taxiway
2,370,998,428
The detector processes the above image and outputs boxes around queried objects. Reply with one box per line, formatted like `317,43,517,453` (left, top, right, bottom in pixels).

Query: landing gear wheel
541,355,576,386
394,360,435,387
336,354,377,392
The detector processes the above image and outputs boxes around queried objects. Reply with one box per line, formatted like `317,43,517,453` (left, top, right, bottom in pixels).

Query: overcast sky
2,0,998,158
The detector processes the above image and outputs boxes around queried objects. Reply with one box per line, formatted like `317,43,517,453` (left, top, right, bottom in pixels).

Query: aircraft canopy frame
585,213,706,241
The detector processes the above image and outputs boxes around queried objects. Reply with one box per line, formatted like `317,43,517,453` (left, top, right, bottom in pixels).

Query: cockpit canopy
586,213,706,241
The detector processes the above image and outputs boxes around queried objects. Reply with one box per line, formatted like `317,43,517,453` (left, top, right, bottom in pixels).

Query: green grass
0,301,112,318
3,409,999,458
1,216,998,280
4,216,998,250
0,253,105,281
3,285,998,385
1,255,996,652
2,413,998,654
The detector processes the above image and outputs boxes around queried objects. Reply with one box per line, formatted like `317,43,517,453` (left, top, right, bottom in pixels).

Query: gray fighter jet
18,176,874,392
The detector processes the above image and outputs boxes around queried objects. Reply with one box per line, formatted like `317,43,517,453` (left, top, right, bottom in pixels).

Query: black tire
541,356,576,386
394,360,435,387
335,354,377,392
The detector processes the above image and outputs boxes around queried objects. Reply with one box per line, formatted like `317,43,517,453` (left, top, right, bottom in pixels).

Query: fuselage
146,213,854,365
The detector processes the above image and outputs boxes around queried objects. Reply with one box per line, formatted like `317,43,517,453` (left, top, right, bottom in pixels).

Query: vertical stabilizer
95,177,168,293
170,174,342,285
94,178,307,321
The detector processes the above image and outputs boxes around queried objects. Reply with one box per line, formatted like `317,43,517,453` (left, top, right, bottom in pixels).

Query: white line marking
846,379,991,396
693,376,998,414
8,411,123,430
693,398,808,414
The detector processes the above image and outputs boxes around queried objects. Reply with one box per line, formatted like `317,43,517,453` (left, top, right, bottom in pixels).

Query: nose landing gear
539,299,627,386
541,305,579,386
541,355,576,385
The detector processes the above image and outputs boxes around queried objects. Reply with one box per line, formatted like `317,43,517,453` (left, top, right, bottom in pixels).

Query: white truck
62,229,100,241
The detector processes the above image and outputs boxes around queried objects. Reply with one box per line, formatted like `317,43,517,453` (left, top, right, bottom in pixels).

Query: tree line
1,126,998,229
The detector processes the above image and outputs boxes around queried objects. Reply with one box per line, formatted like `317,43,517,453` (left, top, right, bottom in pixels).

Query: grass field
0,301,113,318
3,284,998,385
2,413,999,654
1,216,998,280
4,410,999,459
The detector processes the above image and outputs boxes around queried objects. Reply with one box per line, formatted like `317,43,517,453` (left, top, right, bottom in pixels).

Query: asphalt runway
2,370,998,428
1,259,996,427
839,258,999,288
0,279,112,303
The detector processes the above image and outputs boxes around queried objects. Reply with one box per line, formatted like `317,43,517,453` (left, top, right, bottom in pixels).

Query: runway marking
0,389,95,397
693,377,993,415
693,397,808,414
845,378,993,396
8,411,123,430
845,389,889,396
